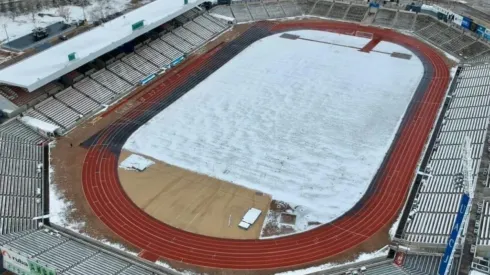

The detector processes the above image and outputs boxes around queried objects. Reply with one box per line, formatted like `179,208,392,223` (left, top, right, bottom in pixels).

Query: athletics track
81,21,450,271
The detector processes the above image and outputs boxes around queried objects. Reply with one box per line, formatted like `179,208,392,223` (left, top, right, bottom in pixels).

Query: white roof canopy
0,0,204,92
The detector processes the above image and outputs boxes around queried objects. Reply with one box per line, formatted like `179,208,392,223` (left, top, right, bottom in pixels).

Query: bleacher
0,133,45,235
311,0,332,17
402,254,459,274
54,87,100,116
344,5,368,22
25,109,62,129
402,65,490,245
231,2,253,22
107,61,146,85
173,27,206,46
263,2,286,18
0,227,167,275
135,45,172,68
162,32,195,53
184,21,214,40
248,2,270,21
327,2,349,19
34,97,81,130
73,77,117,104
476,200,490,246
280,1,302,17
373,9,397,27
440,34,475,54
0,119,46,143
149,38,185,61
392,11,416,30
122,53,159,76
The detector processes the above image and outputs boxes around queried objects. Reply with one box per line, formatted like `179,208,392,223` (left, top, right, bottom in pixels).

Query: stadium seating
24,109,63,129
122,53,159,76
344,5,368,22
476,200,490,246
413,14,438,31
0,134,44,235
263,2,286,18
162,32,195,53
402,254,459,274
90,69,134,96
230,2,253,22
73,77,117,104
392,11,416,30
195,15,226,33
311,0,332,17
136,46,172,68
210,5,234,18
402,65,490,245
280,1,302,17
184,21,214,40
55,87,100,115
107,61,145,85
440,34,475,54
149,38,184,61
373,9,397,27
0,227,162,274
173,27,206,46
458,41,490,59
0,119,46,143
327,2,349,19
34,97,82,129
296,0,316,15
248,2,270,21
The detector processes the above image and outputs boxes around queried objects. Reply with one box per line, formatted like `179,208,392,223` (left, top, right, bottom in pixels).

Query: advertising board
1,247,30,275
438,193,470,275
477,25,486,36
453,14,463,26
485,29,490,41
462,17,472,29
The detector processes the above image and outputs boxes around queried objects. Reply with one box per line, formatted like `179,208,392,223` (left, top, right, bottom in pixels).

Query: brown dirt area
118,150,270,239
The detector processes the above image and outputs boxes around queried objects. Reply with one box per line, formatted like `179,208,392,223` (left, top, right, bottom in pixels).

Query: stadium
0,0,490,274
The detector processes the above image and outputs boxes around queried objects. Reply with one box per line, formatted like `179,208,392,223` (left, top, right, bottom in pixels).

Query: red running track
82,21,449,271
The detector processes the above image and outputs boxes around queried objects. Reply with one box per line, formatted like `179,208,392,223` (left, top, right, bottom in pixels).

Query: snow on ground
276,245,390,274
48,141,137,256
119,153,155,171
0,0,131,42
470,270,487,275
124,30,424,233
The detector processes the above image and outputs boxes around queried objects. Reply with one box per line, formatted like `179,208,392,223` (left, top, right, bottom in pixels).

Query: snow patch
119,154,155,171
276,245,390,274
124,30,424,234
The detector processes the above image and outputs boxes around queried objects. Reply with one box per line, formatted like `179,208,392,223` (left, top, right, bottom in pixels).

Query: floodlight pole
444,136,474,275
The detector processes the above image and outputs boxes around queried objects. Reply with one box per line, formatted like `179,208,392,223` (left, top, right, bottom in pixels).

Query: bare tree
7,1,17,21
57,5,71,21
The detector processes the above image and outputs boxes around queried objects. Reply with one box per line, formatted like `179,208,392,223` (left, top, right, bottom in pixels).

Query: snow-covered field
124,30,424,232
0,0,132,42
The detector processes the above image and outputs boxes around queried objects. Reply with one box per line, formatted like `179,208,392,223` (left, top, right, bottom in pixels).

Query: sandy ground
118,150,271,239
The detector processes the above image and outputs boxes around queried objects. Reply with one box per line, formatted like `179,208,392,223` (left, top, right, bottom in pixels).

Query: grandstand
1,0,490,274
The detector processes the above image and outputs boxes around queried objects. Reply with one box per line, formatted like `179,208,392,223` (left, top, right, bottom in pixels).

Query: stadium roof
0,0,204,92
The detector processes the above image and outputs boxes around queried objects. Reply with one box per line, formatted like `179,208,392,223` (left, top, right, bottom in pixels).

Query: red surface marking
360,37,382,53
82,21,450,271
139,250,159,262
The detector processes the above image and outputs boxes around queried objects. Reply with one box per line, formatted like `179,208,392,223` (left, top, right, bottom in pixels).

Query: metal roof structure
0,0,205,92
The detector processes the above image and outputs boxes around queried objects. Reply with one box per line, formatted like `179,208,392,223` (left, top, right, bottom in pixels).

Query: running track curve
82,21,450,271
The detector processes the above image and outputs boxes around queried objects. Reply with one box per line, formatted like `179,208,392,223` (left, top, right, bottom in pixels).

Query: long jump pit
77,20,450,273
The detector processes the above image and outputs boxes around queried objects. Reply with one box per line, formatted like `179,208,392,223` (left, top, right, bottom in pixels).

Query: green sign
68,52,76,61
132,20,144,31
184,0,188,4
28,260,56,275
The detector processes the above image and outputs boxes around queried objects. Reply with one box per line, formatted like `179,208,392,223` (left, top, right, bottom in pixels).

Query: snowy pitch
124,30,424,230
119,154,155,171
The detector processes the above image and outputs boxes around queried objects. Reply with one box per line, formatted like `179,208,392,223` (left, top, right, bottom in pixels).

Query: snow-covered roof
0,0,205,92
242,208,262,225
